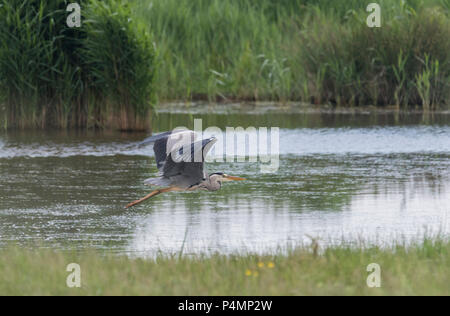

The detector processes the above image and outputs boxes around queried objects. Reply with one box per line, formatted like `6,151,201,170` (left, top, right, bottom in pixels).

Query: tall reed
135,0,450,108
0,0,156,129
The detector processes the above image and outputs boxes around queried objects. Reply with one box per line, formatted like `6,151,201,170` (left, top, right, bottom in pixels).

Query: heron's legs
125,187,180,209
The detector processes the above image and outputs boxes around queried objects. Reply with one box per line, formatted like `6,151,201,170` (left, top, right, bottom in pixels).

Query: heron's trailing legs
125,187,179,209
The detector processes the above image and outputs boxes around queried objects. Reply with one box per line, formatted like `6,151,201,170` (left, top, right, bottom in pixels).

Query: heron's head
210,172,246,182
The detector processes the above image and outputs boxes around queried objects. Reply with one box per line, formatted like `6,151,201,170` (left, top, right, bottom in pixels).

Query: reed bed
135,0,450,108
0,0,156,129
1,0,449,129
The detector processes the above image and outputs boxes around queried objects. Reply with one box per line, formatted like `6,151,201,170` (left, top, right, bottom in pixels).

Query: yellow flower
245,269,252,276
267,262,275,269
257,262,265,268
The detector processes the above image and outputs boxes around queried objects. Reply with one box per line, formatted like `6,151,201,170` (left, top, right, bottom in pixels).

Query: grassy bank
1,239,449,295
0,0,155,129
135,0,450,108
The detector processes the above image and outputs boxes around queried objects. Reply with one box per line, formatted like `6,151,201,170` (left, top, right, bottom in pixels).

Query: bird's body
187,173,227,191
125,129,245,208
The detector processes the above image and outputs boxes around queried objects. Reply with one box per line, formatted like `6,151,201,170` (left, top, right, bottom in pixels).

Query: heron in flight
126,129,246,208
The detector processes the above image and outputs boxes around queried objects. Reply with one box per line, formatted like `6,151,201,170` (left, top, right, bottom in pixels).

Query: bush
0,0,156,129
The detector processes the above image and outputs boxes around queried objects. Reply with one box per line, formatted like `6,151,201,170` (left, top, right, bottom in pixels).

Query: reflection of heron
126,129,245,208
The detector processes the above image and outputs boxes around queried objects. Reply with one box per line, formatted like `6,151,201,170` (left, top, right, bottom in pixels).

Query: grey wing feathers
139,132,172,170
139,131,217,188
162,137,217,187
138,131,173,146
140,130,197,171
171,137,217,164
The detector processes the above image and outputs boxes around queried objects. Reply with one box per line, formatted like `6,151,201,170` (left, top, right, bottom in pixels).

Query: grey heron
125,129,246,208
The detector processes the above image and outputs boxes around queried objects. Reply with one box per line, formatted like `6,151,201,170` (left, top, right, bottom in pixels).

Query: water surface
1,109,449,256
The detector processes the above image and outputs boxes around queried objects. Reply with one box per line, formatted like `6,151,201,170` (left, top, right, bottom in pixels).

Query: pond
0,106,449,256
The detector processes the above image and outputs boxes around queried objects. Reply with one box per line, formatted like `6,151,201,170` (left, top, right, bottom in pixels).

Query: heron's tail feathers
144,177,171,187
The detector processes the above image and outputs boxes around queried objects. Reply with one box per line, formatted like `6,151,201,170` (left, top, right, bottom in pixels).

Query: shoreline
155,102,450,115
2,102,448,132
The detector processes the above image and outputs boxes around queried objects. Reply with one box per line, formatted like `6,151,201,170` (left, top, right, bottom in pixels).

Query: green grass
134,0,450,108
1,239,449,295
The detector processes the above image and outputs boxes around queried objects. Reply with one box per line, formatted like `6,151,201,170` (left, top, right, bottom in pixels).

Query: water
1,108,449,256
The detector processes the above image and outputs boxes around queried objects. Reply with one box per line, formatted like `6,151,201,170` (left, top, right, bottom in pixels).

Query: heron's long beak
224,175,246,181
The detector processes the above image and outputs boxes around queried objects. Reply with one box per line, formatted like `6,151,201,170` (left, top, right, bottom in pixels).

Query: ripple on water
0,124,449,256
0,126,449,158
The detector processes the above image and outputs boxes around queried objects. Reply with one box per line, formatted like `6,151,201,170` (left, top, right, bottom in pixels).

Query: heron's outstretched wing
140,130,197,170
162,137,217,188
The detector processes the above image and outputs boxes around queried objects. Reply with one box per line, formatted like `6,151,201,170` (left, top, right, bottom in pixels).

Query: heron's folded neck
206,175,222,191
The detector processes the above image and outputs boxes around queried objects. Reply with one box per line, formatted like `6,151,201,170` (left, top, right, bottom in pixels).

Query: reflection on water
0,110,449,256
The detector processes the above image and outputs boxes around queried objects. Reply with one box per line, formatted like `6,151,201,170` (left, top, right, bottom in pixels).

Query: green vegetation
135,0,450,108
0,0,155,129
1,239,449,295
1,0,449,129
